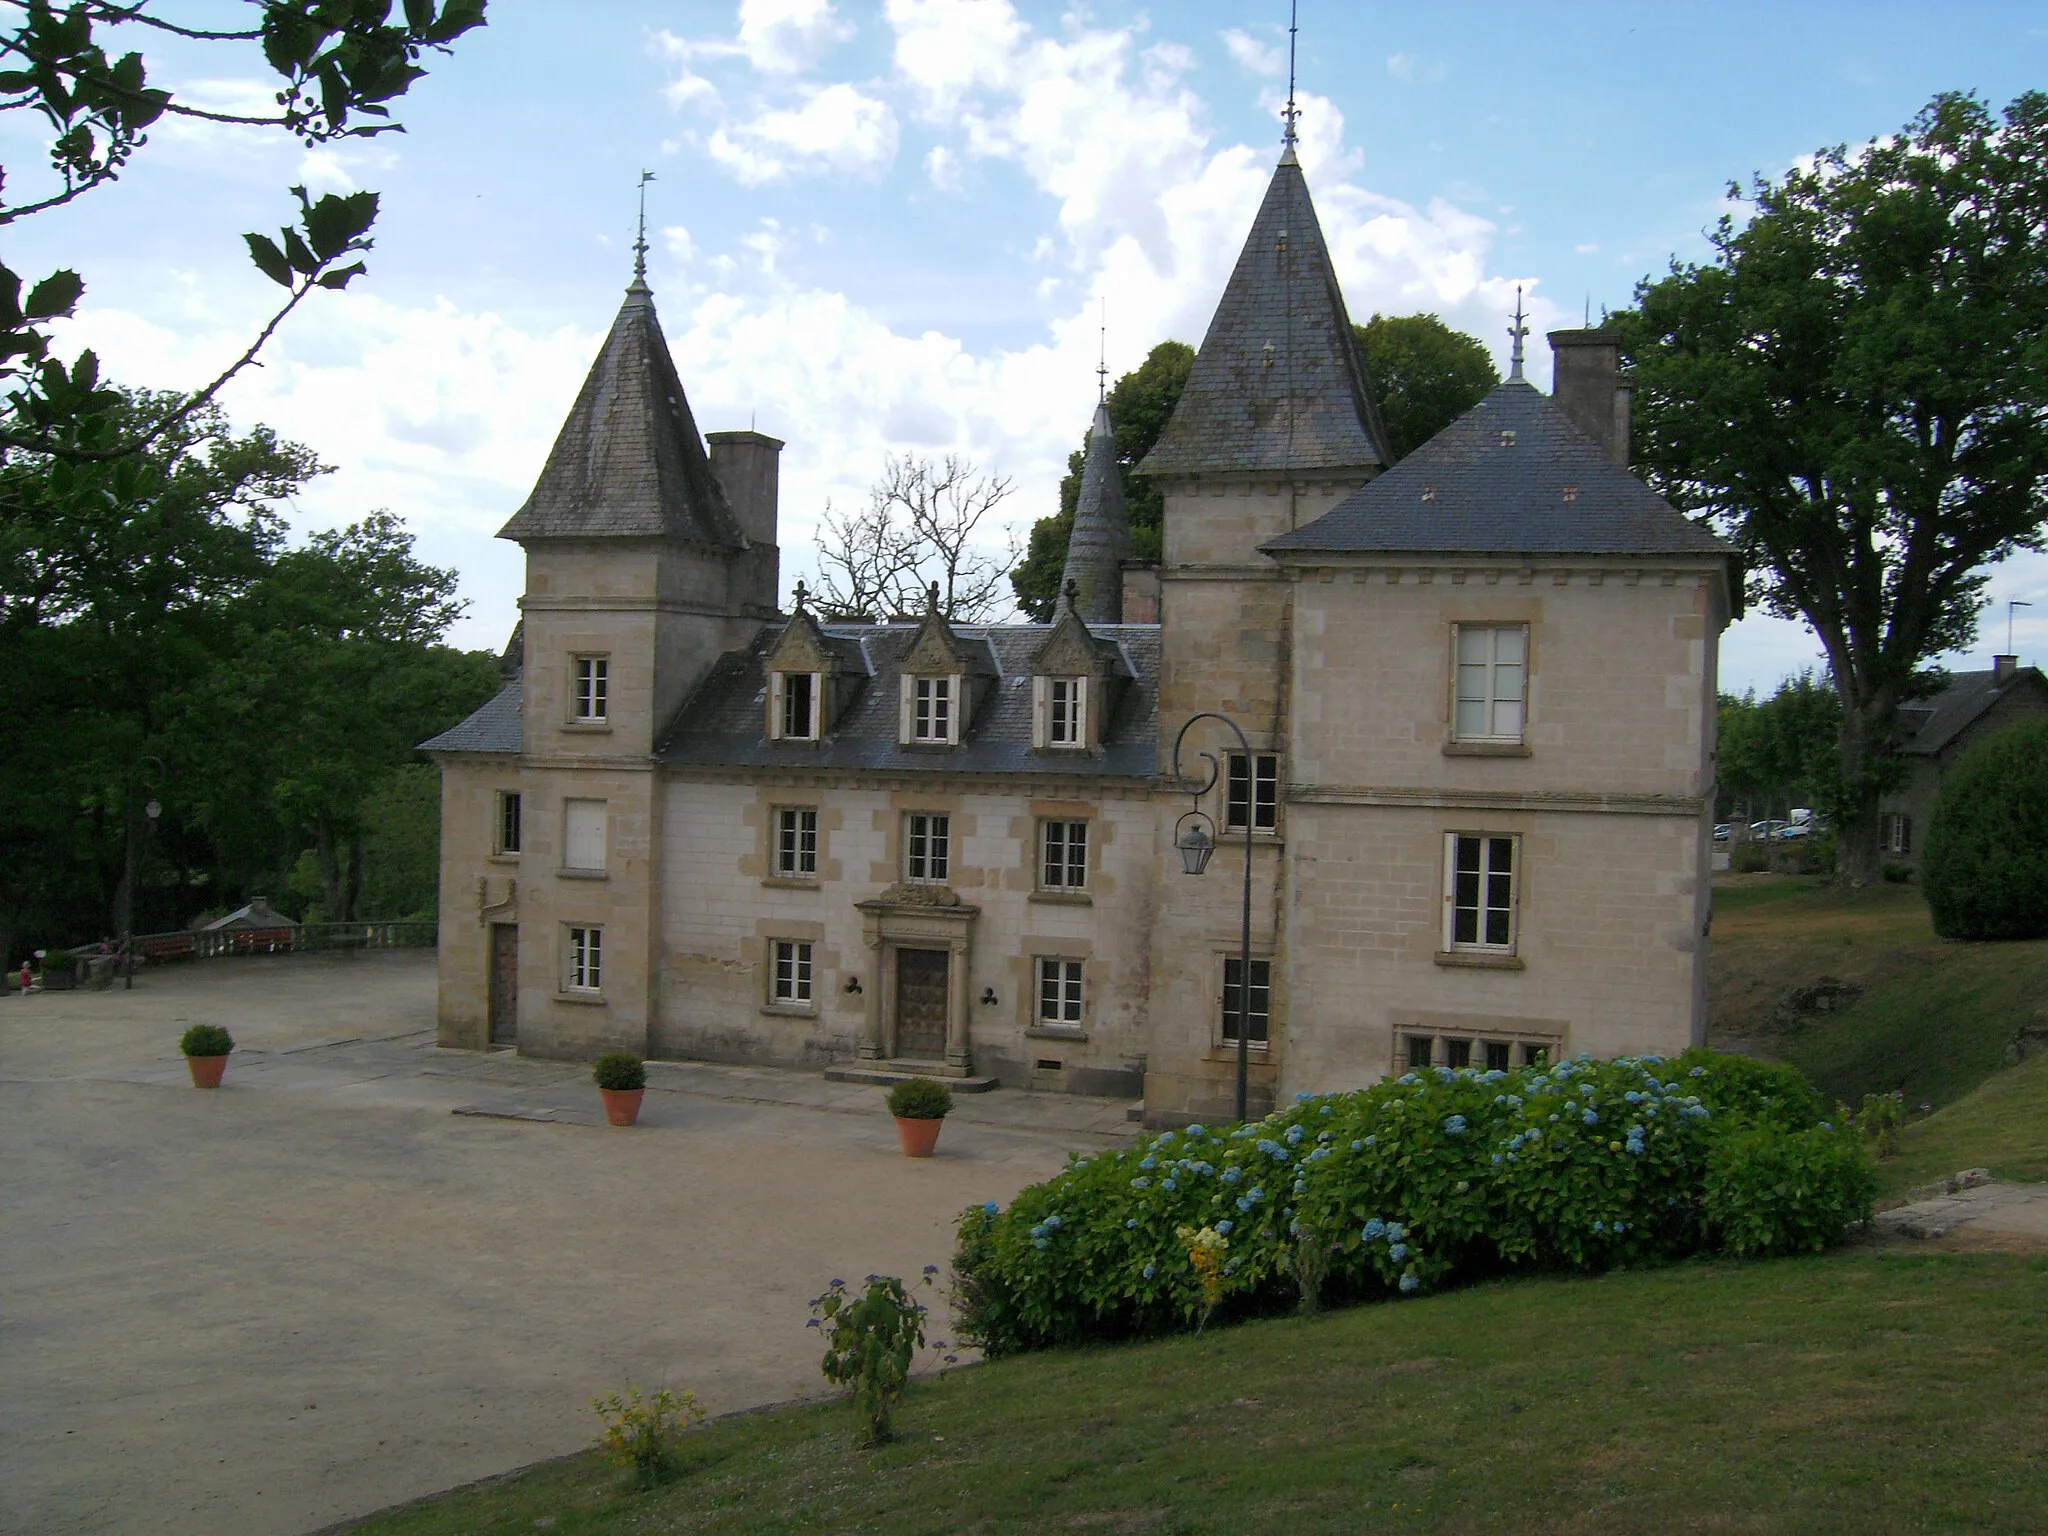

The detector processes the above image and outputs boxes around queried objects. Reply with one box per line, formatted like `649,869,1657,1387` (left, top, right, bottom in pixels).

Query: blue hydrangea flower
1689,1066,1706,1078
1126,1218,1139,1229
1139,1156,1157,1171
1044,1215,1062,1230
1130,1177,1151,1190
1491,1153,1503,1165
1386,1222,1405,1241
1216,1219,1234,1235
1319,1103,1334,1116
1163,1179,1177,1192
1157,1131,1176,1143
1362,1217,1387,1240
1389,1243,1408,1261
1351,1140,1364,1151
1222,1166,1243,1185
1296,1091,1313,1103
1443,1114,1468,1136
1399,1272,1419,1294
1285,1124,1305,1146
1142,1262,1155,1279
1033,1238,1049,1250
1187,1124,1206,1137
1237,1195,1254,1213
1364,1134,1378,1147
1398,1073,1418,1086
1583,1110,1599,1126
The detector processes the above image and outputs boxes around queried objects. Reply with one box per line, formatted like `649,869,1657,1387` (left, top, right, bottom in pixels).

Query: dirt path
0,954,1122,1536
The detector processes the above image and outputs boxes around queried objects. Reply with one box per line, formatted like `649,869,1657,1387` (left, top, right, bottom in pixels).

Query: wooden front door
487,923,518,1045
893,947,949,1060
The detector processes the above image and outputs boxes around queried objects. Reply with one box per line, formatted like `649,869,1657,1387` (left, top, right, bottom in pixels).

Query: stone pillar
1546,328,1630,465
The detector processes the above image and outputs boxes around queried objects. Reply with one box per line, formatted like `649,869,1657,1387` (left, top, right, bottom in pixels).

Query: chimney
1993,654,2019,684
705,429,783,548
1547,328,1631,465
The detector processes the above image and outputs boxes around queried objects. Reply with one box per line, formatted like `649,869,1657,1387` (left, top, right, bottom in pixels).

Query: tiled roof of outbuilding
1138,158,1391,479
419,682,521,755
658,622,1160,778
1897,666,2048,756
1263,380,1731,560
497,278,742,547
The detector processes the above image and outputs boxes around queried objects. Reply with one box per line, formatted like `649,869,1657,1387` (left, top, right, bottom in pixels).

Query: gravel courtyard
0,952,1133,1536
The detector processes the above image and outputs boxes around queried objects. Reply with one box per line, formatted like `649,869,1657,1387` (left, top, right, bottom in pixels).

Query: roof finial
1508,285,1529,381
632,169,655,283
792,579,808,615
1063,577,1080,614
1096,297,1108,404
1279,0,1301,163
926,580,941,616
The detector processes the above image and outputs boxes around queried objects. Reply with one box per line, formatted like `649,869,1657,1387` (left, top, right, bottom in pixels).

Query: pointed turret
1139,159,1391,479
498,276,741,546
1058,401,1129,623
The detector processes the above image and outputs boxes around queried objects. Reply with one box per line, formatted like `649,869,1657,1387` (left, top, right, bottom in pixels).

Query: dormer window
770,670,820,741
903,675,959,745
1033,676,1088,749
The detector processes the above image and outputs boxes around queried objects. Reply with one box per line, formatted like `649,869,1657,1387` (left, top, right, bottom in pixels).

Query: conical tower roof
498,276,741,546
1058,400,1129,623
1139,158,1390,479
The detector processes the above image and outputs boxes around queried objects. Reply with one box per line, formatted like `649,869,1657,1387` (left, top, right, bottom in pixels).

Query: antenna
1280,0,1301,159
633,169,656,281
1508,286,1529,380
2010,598,2034,654
1097,298,1108,404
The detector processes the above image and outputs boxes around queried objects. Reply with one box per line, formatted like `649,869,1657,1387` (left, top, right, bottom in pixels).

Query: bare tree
812,454,1017,623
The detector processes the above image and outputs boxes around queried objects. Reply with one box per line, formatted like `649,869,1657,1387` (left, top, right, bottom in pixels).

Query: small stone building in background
1877,659,2048,870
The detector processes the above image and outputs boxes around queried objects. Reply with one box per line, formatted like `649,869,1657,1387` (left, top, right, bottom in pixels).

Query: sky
10,0,2048,692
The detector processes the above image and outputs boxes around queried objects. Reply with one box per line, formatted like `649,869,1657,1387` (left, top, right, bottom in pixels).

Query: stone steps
822,1062,999,1092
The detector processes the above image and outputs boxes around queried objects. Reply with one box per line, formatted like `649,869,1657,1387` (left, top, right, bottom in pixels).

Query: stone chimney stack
706,429,783,547
1993,654,2019,684
1547,329,1631,465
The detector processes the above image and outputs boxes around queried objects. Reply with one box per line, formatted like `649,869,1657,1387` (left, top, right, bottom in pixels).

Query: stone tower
1058,400,1130,623
1136,145,1391,1122
494,266,782,1058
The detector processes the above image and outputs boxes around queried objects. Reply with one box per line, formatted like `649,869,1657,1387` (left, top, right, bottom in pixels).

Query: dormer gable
1028,592,1130,751
763,584,864,741
896,587,994,747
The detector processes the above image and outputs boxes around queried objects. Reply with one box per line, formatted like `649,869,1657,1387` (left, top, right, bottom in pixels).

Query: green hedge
953,1050,1874,1355
1922,715,2048,941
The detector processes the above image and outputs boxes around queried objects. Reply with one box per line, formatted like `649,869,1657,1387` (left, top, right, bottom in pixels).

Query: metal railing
18,921,440,990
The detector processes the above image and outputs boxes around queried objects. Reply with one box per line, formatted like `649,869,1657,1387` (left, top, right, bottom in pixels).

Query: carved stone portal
855,888,979,1074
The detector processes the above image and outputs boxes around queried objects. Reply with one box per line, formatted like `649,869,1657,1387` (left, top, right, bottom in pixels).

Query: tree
1012,340,1193,620
815,453,1016,623
1921,716,2048,941
1715,671,1844,824
1,1,486,468
1616,92,2048,884
1355,313,1500,462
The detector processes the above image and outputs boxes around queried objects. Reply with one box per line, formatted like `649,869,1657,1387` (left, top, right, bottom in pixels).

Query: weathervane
1097,298,1108,403
1508,285,1529,380
1280,0,1301,159
633,169,656,281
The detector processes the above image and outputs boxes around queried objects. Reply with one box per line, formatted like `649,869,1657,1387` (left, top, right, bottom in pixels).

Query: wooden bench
230,927,297,954
139,934,197,962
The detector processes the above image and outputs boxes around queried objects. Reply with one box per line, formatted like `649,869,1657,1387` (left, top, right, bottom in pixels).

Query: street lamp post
1170,711,1257,1124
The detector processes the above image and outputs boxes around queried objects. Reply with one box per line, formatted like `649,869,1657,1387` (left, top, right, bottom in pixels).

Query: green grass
345,1252,2048,1536
1880,1049,2048,1198
1709,875,2048,1111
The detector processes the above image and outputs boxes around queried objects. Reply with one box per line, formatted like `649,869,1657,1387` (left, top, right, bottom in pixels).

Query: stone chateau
424,141,1737,1125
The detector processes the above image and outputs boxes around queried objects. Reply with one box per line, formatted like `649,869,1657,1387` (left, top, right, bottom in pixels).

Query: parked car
1774,821,1810,840
1713,824,1732,842
1750,819,1789,841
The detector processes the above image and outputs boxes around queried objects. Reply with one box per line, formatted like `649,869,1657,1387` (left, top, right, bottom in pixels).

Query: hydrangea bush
952,1049,1875,1355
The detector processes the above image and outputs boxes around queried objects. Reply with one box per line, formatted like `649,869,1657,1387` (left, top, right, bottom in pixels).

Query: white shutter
899,677,915,743
1441,832,1459,950
565,799,607,871
807,672,823,737
769,671,785,738
1073,677,1088,745
1032,676,1048,747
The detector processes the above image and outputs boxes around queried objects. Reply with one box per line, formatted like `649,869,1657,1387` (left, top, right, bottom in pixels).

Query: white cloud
1385,52,1447,84
663,225,696,262
1221,28,1282,76
706,82,898,185
925,143,962,191
1574,241,1601,254
737,0,855,73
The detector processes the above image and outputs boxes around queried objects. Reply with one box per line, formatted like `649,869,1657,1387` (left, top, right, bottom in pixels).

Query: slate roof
1059,401,1130,623
658,622,1161,778
497,278,742,546
1897,666,2048,756
1264,379,1732,560
1139,157,1391,479
419,682,522,755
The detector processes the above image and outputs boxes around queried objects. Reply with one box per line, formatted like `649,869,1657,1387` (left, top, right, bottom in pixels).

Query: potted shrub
593,1050,647,1127
886,1078,953,1158
179,1024,234,1089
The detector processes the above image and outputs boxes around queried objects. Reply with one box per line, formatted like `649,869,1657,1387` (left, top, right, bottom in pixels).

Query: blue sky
13,1,2048,689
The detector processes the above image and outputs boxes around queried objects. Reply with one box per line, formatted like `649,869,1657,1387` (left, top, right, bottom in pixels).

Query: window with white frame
1220,956,1271,1045
1039,819,1088,890
1881,812,1912,856
774,807,818,878
1444,833,1519,952
572,655,609,721
566,925,602,992
771,939,813,1005
904,675,956,744
1035,676,1087,748
564,799,607,873
1225,752,1279,832
1453,624,1528,741
1036,957,1084,1028
772,671,819,740
495,791,522,856
904,812,950,882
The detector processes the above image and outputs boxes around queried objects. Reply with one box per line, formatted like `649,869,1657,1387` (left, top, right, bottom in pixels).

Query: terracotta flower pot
895,1114,944,1158
600,1087,644,1126
186,1054,228,1089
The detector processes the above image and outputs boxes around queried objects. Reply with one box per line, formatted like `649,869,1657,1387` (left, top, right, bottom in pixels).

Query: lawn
1708,875,2048,1112
343,1249,2048,1536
